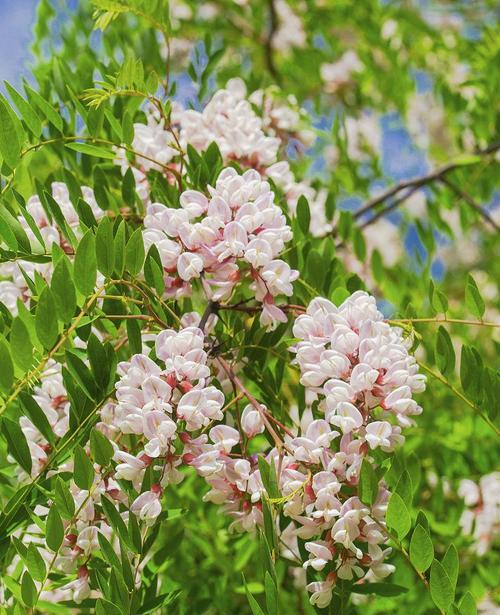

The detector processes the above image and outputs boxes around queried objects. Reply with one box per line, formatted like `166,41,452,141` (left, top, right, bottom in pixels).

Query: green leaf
74,230,97,296
435,326,455,377
35,286,59,349
65,141,115,159
442,544,459,589
395,470,413,509
122,167,137,207
65,349,97,400
459,592,476,615
264,571,278,615
143,246,165,295
386,492,411,540
1,417,32,474
353,227,367,261
430,559,455,612
465,275,485,319
359,458,379,506
122,111,134,145
258,457,280,500
95,216,115,276
429,280,448,315
409,524,434,572
73,444,95,490
98,531,122,570
21,571,37,607
54,476,75,520
25,544,46,582
243,575,266,615
0,98,22,168
125,228,145,276
46,505,64,552
51,257,76,323
87,333,109,390
128,509,142,554
90,428,114,466
136,591,181,615
4,81,42,138
296,195,310,234
10,317,33,372
0,337,14,392
95,599,123,615
113,219,126,277
306,249,326,292
126,318,142,354
19,391,55,444
101,496,138,553
24,84,63,131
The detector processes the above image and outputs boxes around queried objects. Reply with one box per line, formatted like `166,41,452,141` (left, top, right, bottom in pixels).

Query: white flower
209,425,240,453
328,402,364,434
364,421,393,450
241,404,265,438
303,541,334,571
177,252,204,281
131,490,162,526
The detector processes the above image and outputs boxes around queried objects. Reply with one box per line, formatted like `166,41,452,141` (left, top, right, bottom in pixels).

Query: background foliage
0,0,498,614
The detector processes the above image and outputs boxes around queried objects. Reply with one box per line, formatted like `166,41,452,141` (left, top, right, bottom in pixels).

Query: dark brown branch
199,301,219,333
352,142,500,222
440,176,500,232
358,185,422,231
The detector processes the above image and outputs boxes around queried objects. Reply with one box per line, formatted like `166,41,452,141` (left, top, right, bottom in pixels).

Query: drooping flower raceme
143,167,298,328
282,291,426,605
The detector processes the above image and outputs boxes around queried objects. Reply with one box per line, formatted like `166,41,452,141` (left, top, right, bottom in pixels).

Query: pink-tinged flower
131,490,162,526
114,451,148,484
143,411,177,457
328,402,364,434
241,404,265,438
364,421,393,450
306,574,335,608
209,425,240,453
66,567,92,603
76,526,99,556
177,252,204,281
260,301,288,330
290,420,339,464
177,387,224,430
303,540,334,571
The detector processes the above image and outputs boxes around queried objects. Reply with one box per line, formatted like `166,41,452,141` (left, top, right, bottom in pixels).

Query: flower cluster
115,80,340,239
143,167,298,328
458,473,500,556
112,326,226,497
284,291,425,606
0,182,103,314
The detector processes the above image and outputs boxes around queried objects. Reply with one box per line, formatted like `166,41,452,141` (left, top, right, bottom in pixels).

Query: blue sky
0,0,37,87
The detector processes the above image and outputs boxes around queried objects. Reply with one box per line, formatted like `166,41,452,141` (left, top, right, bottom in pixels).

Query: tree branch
439,176,500,232
352,142,500,222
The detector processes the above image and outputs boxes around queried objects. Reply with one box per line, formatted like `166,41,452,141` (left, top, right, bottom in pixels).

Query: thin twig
216,356,290,448
440,176,500,232
352,142,500,222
